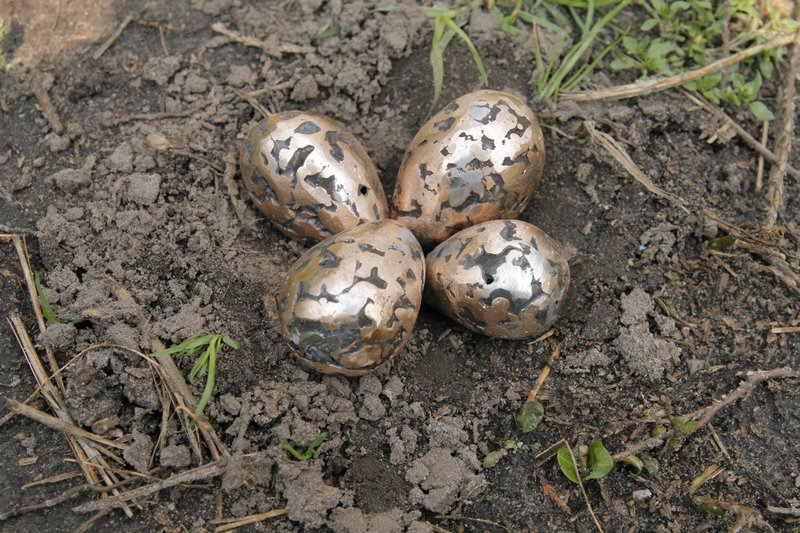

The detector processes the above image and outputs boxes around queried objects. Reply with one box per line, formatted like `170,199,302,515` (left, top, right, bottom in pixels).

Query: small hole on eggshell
359,185,368,196
484,274,494,284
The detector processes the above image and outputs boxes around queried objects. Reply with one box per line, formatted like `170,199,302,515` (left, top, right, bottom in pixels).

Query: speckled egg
240,111,389,244
424,220,569,340
278,220,425,375
392,90,545,249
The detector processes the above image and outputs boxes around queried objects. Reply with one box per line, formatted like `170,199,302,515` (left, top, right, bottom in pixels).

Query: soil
1,1,799,532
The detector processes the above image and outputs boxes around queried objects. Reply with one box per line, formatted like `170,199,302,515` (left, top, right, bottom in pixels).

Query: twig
93,14,134,60
770,326,800,334
0,485,90,521
765,19,800,228
526,344,561,403
766,506,800,517
7,315,134,517
32,74,64,135
21,472,81,490
7,400,125,452
210,22,314,58
754,121,768,193
614,367,798,461
72,460,229,512
560,32,798,102
682,90,800,180
564,441,604,533
234,88,271,119
436,515,512,533
208,509,287,532
112,100,211,125
8,235,65,392
580,121,689,212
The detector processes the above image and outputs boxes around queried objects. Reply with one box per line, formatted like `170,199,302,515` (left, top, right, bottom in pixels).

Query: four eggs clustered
240,90,570,376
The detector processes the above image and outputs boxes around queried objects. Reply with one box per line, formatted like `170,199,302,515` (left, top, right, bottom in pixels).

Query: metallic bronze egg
278,220,425,375
240,111,389,244
392,90,545,249
424,219,569,340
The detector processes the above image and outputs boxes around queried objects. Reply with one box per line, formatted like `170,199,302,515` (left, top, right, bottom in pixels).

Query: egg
278,220,425,375
392,90,545,249
240,111,389,244
424,220,569,340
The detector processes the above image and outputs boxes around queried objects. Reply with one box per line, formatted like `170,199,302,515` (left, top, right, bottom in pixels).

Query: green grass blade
35,272,61,324
222,336,240,350
543,0,631,99
561,33,623,91
442,17,489,86
194,341,217,418
152,334,214,357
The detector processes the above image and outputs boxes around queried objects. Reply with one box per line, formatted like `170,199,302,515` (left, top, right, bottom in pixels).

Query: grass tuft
153,333,240,420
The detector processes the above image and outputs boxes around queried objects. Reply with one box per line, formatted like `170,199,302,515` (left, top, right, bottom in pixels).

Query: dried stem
681,89,800,180
614,367,798,461
526,344,561,403
560,32,798,102
580,121,689,212
765,21,800,227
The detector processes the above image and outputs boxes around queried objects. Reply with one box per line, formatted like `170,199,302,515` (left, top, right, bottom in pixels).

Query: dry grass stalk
681,89,800,180
560,32,798,102
614,367,798,461
7,400,126,453
765,22,800,228
210,22,314,57
754,121,769,192
21,471,81,490
580,121,689,212
6,315,134,517
526,344,561,403
208,509,288,532
72,459,232,513
6,234,65,392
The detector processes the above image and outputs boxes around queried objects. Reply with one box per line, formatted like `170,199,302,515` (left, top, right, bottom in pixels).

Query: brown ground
1,1,799,532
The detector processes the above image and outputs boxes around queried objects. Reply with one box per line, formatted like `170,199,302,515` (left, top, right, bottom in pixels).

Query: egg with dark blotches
392,90,545,249
424,219,569,340
278,220,425,376
240,111,389,244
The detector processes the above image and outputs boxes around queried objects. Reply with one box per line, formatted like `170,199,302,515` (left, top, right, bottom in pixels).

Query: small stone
633,489,652,501
124,430,154,473
126,173,161,205
359,394,385,421
142,55,181,86
160,443,191,468
687,359,706,375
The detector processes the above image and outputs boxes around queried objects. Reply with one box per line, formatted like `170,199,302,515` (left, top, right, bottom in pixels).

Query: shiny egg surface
392,90,545,249
278,220,425,375
425,220,569,340
241,112,389,243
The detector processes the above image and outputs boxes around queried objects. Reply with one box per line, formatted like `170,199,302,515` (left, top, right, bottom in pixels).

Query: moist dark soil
1,1,799,532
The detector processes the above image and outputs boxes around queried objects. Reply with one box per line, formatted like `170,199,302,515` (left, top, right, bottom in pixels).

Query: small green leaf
621,35,639,52
651,424,667,437
669,416,699,437
278,432,328,461
709,235,736,251
623,455,644,473
585,440,613,480
697,73,721,91
610,56,635,70
696,501,728,515
748,101,774,122
515,401,544,433
557,447,580,484
641,18,658,31
35,272,61,325
483,450,504,468
316,25,341,40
